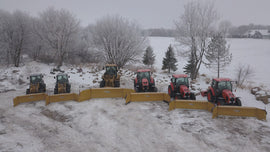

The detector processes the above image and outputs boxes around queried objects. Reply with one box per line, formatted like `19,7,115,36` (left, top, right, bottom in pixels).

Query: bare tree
205,32,232,78
236,64,255,88
0,10,31,67
34,7,79,68
90,15,147,68
218,20,232,37
175,1,219,80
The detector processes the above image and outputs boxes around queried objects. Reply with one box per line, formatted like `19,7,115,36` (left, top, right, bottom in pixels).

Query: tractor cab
54,73,71,94
172,74,189,88
105,65,118,77
137,70,151,82
56,73,70,84
211,78,232,96
26,74,46,94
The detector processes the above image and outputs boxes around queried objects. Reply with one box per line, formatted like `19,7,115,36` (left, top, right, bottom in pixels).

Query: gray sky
0,0,270,28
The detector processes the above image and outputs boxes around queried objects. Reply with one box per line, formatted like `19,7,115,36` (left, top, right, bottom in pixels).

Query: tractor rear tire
54,88,58,94
26,89,30,94
67,85,71,93
114,81,120,87
168,86,174,98
190,93,196,100
100,80,105,88
236,98,242,106
153,87,158,92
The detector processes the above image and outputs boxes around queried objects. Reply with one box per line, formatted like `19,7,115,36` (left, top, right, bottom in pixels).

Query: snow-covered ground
0,37,270,152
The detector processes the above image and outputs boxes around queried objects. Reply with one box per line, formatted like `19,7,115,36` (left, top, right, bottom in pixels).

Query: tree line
0,8,147,69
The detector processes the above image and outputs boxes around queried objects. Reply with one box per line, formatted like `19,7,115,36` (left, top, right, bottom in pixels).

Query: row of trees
0,8,146,68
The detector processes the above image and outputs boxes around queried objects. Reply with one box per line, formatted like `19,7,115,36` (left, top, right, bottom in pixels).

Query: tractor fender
209,87,215,96
222,89,235,103
150,77,154,84
170,82,174,91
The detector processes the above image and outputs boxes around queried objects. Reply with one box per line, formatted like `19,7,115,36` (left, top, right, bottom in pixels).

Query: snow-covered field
0,37,270,152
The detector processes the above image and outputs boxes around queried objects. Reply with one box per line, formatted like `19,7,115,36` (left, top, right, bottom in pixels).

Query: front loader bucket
169,100,214,112
77,88,135,102
125,92,171,104
46,93,78,105
13,93,47,107
212,106,267,120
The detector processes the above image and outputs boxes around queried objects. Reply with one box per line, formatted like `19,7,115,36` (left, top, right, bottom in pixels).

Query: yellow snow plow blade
125,92,171,104
212,106,267,120
77,88,135,102
13,93,47,107
46,93,78,105
169,100,214,112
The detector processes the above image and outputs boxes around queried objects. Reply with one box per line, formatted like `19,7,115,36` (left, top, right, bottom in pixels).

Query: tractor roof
213,78,231,82
137,69,151,72
30,74,43,77
106,64,117,67
56,73,68,76
173,74,188,78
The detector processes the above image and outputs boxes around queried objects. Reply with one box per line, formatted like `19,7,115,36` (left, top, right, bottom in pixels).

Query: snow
0,37,270,151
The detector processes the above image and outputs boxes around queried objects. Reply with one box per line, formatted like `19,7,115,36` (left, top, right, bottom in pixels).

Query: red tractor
134,69,157,92
168,74,196,100
203,78,241,106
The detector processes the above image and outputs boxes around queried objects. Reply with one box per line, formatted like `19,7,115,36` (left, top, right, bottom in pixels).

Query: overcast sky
0,0,270,28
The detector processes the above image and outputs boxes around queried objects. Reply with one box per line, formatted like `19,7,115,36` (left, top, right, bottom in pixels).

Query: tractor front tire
207,91,213,103
236,98,242,106
168,86,174,98
190,93,196,100
54,88,58,94
26,89,30,94
100,80,105,88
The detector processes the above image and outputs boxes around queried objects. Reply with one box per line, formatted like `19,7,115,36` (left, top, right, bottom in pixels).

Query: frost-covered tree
34,7,79,68
0,10,31,67
175,1,219,80
90,15,147,68
162,45,177,73
205,33,231,78
142,46,155,68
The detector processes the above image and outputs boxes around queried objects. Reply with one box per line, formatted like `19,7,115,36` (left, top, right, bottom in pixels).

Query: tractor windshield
218,81,232,91
57,75,68,82
176,77,189,86
106,66,117,75
137,72,150,79
30,75,41,83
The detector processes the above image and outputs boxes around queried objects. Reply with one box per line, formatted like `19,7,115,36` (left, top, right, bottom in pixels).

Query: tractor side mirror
54,76,56,79
42,75,44,78
103,67,105,70
171,78,173,82
27,77,29,79
68,76,70,78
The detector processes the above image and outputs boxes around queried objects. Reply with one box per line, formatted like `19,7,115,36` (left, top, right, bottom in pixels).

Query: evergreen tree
142,46,155,68
205,33,232,78
162,45,178,73
183,53,195,75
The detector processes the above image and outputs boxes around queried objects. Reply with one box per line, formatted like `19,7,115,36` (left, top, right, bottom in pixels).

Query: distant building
244,29,270,39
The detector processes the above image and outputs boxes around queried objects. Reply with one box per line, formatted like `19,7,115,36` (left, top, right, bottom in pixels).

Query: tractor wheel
168,86,174,98
153,87,158,92
54,88,58,94
67,84,71,93
190,93,196,100
100,80,105,88
236,98,242,106
26,89,30,94
207,91,213,102
135,87,139,92
114,81,120,87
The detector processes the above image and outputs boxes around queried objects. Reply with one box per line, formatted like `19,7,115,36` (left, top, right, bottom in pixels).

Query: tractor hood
142,78,149,86
180,85,190,93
